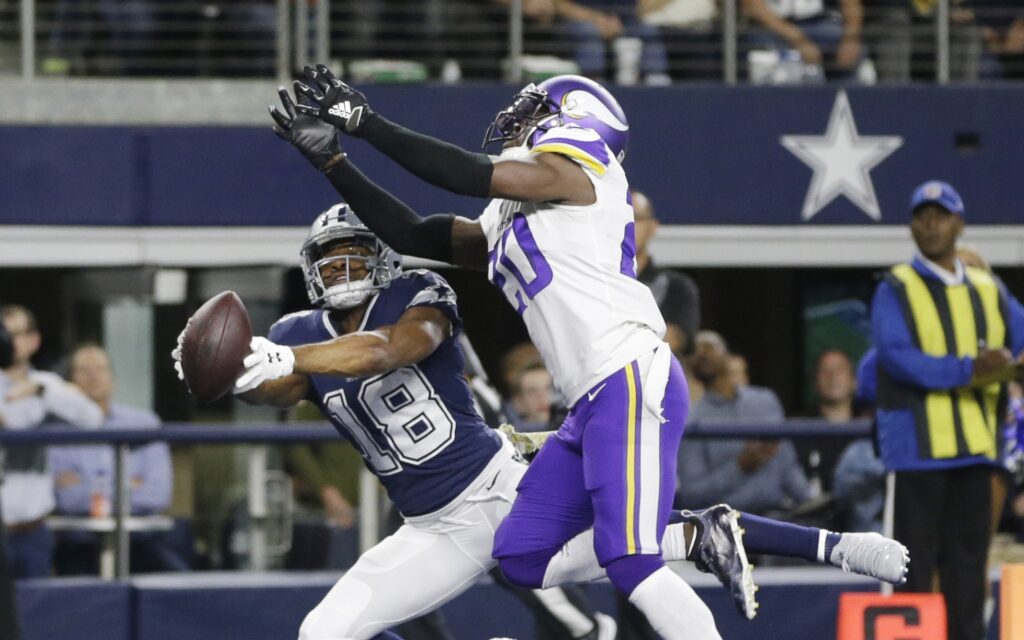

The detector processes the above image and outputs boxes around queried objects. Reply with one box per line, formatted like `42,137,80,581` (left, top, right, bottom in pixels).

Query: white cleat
830,532,910,585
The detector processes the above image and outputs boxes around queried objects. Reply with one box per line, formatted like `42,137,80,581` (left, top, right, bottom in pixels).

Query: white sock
661,523,690,561
627,567,721,640
531,587,595,637
541,530,606,588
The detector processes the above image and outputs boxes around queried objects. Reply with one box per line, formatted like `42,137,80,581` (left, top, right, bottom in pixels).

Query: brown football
180,291,253,403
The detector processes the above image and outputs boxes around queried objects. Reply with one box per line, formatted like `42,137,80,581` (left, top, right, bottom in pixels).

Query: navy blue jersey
269,270,501,516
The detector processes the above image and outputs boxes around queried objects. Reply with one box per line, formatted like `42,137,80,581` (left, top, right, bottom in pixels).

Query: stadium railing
0,419,872,579
1,0,1017,83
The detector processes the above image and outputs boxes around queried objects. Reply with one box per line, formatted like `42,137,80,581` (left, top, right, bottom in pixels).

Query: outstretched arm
357,112,593,205
270,88,488,269
233,307,452,396
293,65,593,205
323,157,489,269
292,306,450,378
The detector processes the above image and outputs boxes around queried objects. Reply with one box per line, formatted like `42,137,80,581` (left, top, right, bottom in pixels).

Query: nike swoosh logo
485,471,500,491
587,383,608,402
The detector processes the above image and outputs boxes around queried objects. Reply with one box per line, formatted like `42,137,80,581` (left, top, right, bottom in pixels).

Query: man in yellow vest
872,180,1024,640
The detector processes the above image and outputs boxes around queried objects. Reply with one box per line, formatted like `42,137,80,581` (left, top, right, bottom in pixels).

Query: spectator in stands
975,0,1024,79
504,362,555,433
555,0,672,84
676,330,812,514
631,190,704,405
0,320,19,639
862,0,983,82
0,306,103,578
49,343,185,574
639,0,721,80
727,354,749,389
284,434,361,570
872,180,1024,640
283,393,361,559
832,347,885,532
498,341,544,397
44,0,162,76
797,349,859,495
632,190,701,360
741,0,866,81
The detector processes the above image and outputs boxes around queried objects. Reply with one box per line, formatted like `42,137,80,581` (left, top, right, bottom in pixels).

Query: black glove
269,86,345,172
293,64,374,135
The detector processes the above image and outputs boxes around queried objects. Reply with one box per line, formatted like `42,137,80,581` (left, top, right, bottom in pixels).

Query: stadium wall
2,84,1022,266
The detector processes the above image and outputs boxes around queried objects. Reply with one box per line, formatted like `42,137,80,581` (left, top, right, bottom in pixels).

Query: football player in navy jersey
226,204,521,640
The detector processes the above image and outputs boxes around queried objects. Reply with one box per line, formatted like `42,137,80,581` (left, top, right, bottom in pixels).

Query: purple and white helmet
483,75,630,162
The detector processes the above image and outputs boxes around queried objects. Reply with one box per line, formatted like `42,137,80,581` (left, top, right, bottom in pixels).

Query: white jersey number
324,366,457,475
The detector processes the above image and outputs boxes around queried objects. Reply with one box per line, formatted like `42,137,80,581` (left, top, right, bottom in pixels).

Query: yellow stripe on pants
625,364,637,555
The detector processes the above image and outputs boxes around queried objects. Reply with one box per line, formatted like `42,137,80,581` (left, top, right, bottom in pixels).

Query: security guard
871,180,1024,640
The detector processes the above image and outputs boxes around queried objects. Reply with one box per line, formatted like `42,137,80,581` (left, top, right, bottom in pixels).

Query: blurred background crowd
0,0,1022,82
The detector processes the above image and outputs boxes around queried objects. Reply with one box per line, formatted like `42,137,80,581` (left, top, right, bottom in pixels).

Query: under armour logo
268,353,282,363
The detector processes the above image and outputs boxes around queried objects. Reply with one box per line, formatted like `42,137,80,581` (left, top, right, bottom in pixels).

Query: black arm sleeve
360,114,494,198
324,157,455,264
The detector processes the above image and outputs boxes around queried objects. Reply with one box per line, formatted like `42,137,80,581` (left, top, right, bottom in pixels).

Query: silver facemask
301,204,402,310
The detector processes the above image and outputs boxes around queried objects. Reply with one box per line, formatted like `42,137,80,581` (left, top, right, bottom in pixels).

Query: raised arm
233,306,452,397
269,89,488,270
290,65,593,205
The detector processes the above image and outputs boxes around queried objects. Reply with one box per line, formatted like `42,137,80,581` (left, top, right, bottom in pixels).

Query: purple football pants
493,346,688,589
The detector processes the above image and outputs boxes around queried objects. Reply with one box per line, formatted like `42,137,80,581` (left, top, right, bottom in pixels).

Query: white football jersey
478,125,666,405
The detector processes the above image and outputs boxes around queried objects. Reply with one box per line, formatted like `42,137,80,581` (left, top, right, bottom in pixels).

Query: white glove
233,337,296,394
171,324,188,382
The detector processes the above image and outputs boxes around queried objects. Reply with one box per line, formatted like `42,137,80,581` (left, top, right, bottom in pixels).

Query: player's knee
605,554,664,596
497,552,551,589
297,605,354,640
297,609,323,640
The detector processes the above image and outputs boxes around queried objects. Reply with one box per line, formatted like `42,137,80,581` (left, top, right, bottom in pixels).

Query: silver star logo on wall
781,91,903,221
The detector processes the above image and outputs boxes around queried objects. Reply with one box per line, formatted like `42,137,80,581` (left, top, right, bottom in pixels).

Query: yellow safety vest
888,263,1007,461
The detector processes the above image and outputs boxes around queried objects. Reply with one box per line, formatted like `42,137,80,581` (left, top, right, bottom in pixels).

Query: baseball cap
909,180,965,217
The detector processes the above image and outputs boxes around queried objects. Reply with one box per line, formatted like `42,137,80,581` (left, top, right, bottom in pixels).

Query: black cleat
680,505,757,620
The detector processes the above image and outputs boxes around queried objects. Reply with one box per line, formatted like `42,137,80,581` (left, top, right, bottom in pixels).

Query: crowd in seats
17,0,1024,81
0,307,189,578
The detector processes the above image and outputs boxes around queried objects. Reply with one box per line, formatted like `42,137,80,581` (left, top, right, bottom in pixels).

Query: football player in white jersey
268,69,909,638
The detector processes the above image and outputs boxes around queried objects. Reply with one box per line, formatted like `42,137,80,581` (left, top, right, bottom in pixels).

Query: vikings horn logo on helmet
483,75,630,163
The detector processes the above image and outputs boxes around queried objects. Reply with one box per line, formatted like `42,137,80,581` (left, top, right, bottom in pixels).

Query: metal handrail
0,418,873,445
2,418,872,579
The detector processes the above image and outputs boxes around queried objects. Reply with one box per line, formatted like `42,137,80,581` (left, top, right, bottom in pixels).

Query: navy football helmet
301,203,402,310
483,75,629,162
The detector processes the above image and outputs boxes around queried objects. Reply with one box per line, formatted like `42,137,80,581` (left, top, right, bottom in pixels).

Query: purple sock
605,554,664,595
372,632,404,640
740,512,832,563
498,550,556,589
